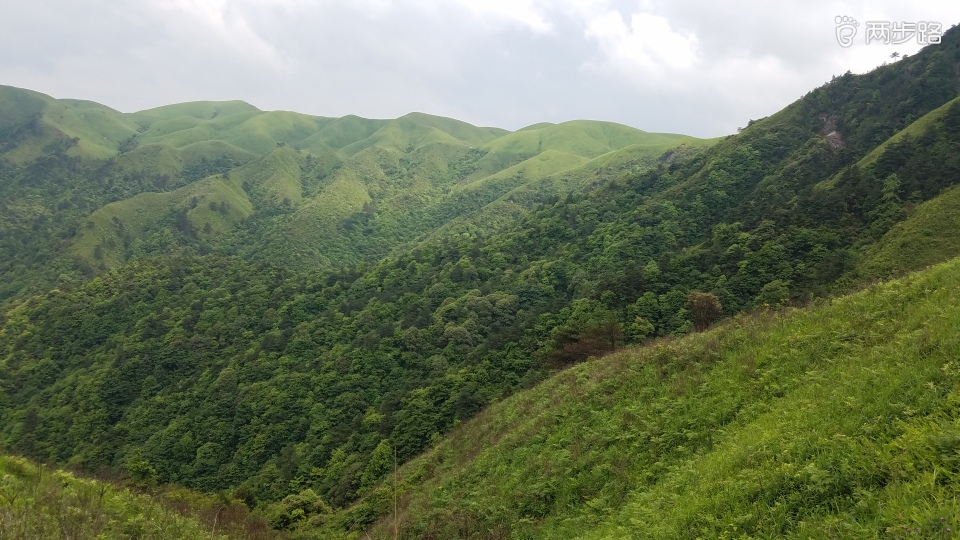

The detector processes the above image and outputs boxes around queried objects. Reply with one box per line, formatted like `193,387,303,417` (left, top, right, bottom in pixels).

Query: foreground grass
318,256,960,539
0,454,280,539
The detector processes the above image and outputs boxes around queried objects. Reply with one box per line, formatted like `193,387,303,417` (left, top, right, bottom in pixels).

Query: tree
686,292,723,331
755,280,791,308
125,448,157,487
266,488,331,529
544,300,624,366
627,316,655,342
868,173,904,237
359,439,393,491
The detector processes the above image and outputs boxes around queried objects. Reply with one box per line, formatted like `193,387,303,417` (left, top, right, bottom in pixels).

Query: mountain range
1,24,960,540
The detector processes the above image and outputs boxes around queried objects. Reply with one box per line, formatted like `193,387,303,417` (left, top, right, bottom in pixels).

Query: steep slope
338,112,506,155
857,183,960,279
1,24,959,536
423,137,717,241
66,146,349,269
329,255,960,539
260,123,713,271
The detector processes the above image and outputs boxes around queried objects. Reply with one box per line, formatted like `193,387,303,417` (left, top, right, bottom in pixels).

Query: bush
686,292,723,331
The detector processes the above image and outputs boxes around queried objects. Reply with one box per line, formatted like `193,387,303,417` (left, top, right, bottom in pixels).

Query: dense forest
0,24,959,539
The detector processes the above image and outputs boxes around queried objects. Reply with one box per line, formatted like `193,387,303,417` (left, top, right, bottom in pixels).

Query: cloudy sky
1,1,958,137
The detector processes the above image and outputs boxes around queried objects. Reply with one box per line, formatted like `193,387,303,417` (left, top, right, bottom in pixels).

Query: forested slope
1,23,959,538
331,253,960,539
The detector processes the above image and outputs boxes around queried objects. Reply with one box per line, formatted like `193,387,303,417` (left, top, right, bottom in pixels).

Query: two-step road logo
835,16,943,48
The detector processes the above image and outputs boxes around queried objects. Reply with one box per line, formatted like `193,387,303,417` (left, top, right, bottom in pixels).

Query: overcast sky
1,1,958,138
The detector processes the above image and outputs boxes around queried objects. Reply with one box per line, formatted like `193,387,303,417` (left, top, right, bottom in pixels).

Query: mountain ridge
1,23,960,539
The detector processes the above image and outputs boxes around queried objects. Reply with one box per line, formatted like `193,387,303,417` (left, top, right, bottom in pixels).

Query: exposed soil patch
818,113,846,151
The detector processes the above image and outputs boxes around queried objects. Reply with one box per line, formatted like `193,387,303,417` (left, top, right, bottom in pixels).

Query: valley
1,23,960,540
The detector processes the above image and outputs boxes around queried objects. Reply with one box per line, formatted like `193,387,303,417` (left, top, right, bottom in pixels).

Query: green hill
330,255,960,539
59,111,715,275
338,112,506,156
857,183,960,279
482,119,689,159
1,23,960,539
0,85,139,162
0,83,717,285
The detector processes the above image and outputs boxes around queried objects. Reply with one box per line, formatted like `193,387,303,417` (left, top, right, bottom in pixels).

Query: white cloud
584,10,700,81
451,0,553,33
0,0,958,137
145,0,292,70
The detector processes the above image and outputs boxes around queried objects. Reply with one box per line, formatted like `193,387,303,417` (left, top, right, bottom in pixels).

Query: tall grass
0,454,281,539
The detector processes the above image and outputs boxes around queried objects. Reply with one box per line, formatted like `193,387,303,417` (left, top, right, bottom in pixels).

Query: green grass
299,115,389,150
129,100,262,127
482,120,690,159
857,183,960,279
338,113,506,156
115,144,185,179
856,97,960,169
233,146,306,207
132,103,331,155
220,111,331,155
416,150,591,236
0,454,281,539
248,127,716,271
177,140,257,168
462,149,590,189
0,85,139,162
1,83,717,275
424,139,717,242
323,256,960,539
0,84,49,122
817,97,960,191
282,149,379,241
70,169,255,268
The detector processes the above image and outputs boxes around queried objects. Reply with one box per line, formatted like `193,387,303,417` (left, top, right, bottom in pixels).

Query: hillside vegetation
0,85,710,301
328,255,960,539
0,454,279,539
0,23,959,539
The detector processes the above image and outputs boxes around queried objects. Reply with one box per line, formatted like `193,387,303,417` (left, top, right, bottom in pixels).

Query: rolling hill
0,84,713,298
1,22,960,540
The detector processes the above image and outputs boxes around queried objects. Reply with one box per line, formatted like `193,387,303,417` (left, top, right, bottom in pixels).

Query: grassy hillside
338,112,506,156
0,24,959,539
69,156,259,268
62,112,714,274
423,137,719,241
0,454,279,539
0,83,715,280
0,85,139,162
326,255,960,539
856,97,960,170
483,120,689,159
857,182,960,279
